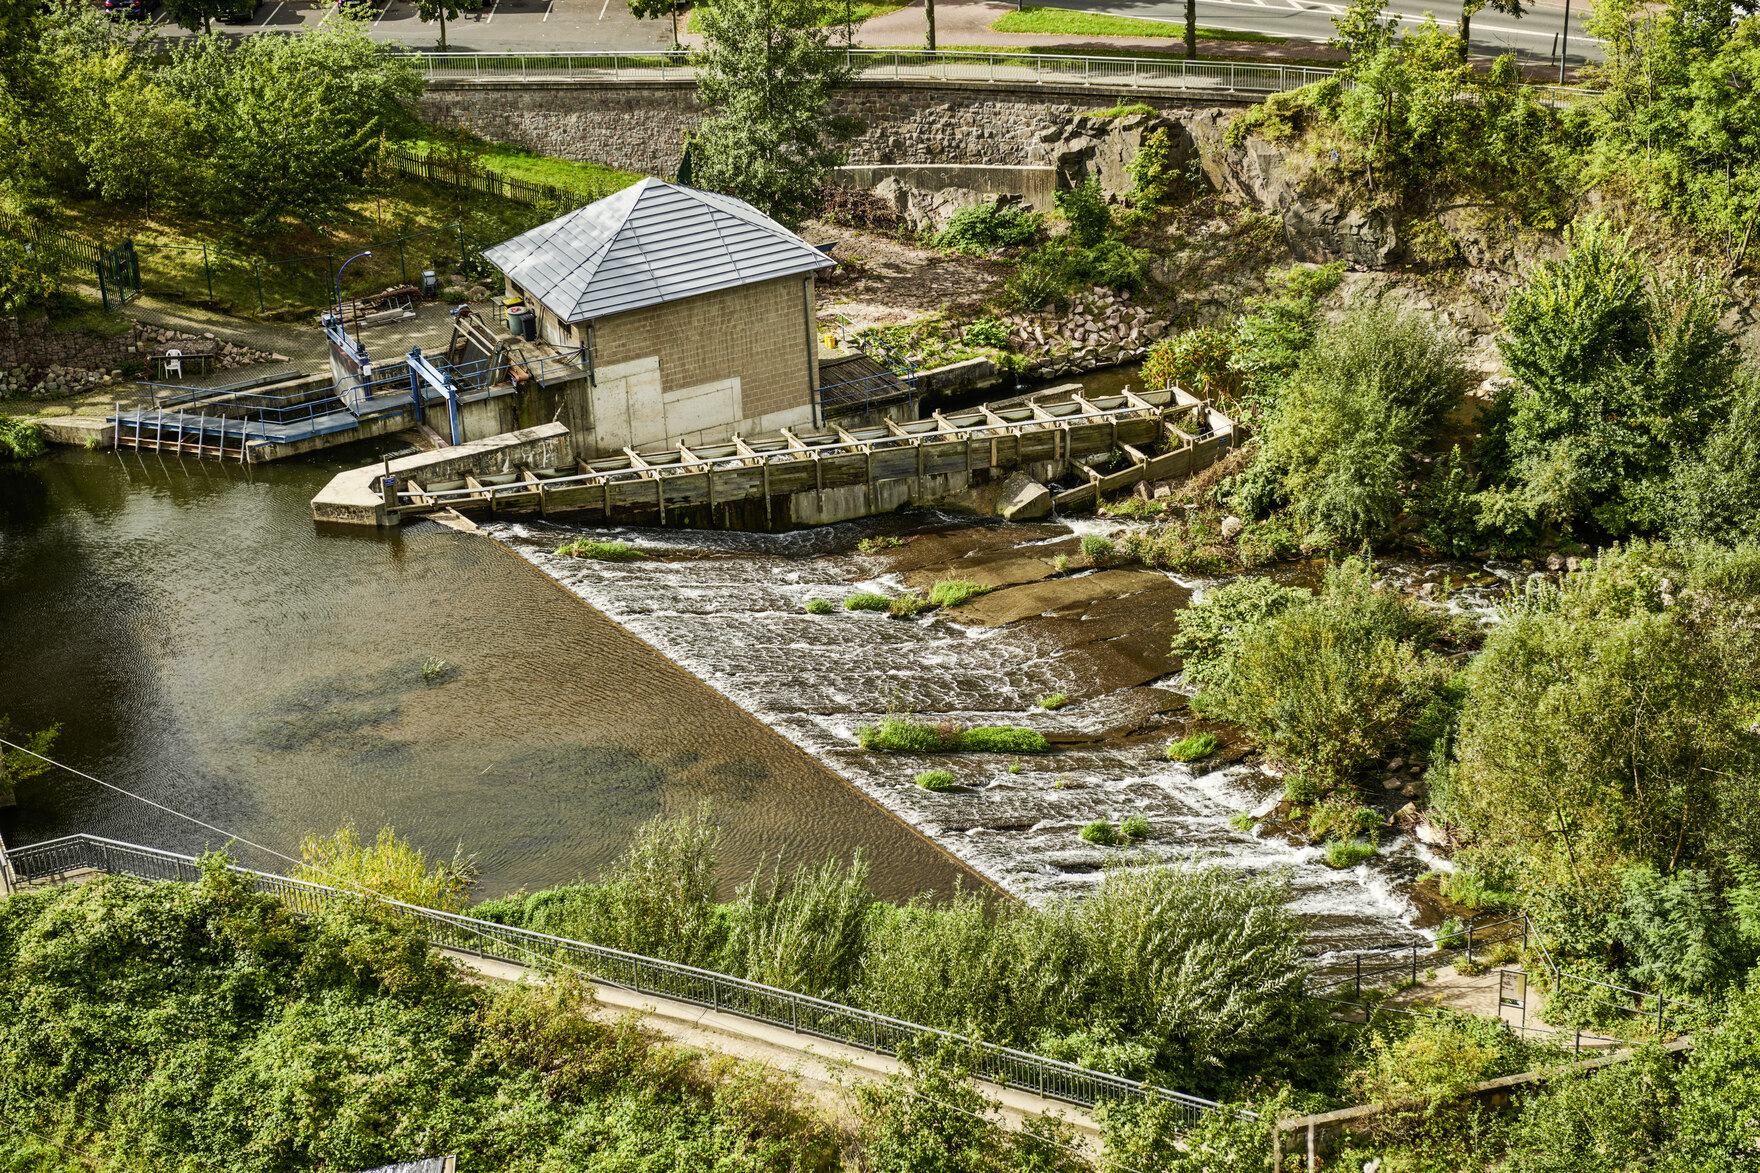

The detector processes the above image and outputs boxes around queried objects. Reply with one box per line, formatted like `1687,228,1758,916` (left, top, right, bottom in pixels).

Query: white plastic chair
162,349,183,380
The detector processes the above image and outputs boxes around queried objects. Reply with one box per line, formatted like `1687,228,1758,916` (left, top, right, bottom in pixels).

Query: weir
310,384,1240,529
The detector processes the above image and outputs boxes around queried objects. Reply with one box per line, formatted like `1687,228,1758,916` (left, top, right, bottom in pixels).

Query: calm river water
0,447,979,901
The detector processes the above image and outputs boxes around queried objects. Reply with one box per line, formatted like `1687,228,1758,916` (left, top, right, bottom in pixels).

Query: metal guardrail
413,48,1334,93
7,833,1237,1125
410,50,1601,102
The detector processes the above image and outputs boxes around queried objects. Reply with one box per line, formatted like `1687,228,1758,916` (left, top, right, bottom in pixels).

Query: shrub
556,538,647,561
1141,328,1239,401
1081,534,1119,565
1348,1009,1550,1111
294,821,475,911
927,579,991,608
1120,814,1152,840
0,415,47,460
888,591,931,618
856,534,905,552
960,726,1050,753
1169,577,1310,692
1165,731,1219,762
1081,820,1122,846
963,316,1010,349
1324,839,1377,868
1205,560,1447,792
845,591,892,611
936,199,1045,253
1038,692,1070,710
805,597,835,614
1003,238,1153,308
915,768,958,791
1056,178,1113,246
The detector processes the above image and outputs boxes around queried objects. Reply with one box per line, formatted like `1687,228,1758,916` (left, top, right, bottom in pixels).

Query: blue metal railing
7,833,1239,1127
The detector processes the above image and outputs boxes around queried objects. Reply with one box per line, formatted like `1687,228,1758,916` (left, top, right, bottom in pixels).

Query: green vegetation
934,199,1046,254
915,768,958,791
0,415,46,460
1080,819,1122,846
478,811,1321,1096
556,537,648,561
1164,731,1219,762
855,715,1050,753
0,717,58,807
804,597,835,614
856,534,906,552
1120,814,1152,840
844,591,892,611
1038,692,1069,710
887,591,931,618
0,861,837,1172
1323,839,1377,868
992,6,1284,41
1080,534,1119,565
293,821,475,911
420,655,454,683
689,0,904,31
926,578,991,608
404,131,642,197
694,0,860,227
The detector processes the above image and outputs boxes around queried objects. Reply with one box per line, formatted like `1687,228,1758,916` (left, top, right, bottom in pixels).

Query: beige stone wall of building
536,274,819,455
595,275,815,419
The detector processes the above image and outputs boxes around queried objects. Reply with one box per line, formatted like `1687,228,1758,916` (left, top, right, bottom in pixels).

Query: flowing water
494,515,1521,951
0,448,980,901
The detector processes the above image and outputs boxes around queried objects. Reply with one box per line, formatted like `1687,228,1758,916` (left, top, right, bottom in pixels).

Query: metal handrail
409,50,1603,101
6,833,1239,1125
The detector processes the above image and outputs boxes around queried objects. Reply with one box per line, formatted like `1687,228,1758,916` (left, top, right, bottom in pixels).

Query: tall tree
925,0,936,51
627,0,680,49
1185,0,1197,58
162,0,227,35
693,0,861,228
1457,0,1529,61
415,0,480,50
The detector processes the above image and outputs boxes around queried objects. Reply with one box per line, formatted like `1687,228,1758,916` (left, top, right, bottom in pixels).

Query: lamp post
335,250,374,348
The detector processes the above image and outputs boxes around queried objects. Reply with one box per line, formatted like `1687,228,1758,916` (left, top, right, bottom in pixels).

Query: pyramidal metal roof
481,179,834,324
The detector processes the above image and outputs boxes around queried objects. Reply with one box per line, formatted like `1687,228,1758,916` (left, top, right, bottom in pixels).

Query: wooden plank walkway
394,385,1238,529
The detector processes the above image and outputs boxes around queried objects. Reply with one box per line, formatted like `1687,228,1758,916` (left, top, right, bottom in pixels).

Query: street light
335,250,374,348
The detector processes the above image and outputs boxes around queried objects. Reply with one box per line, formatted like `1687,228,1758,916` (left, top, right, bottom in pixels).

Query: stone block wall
416,79,1243,179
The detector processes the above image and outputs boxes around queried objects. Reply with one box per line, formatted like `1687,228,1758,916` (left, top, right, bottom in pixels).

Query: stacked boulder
999,288,1168,377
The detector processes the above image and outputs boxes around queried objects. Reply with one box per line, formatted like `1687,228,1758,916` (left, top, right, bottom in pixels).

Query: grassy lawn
688,1,903,31
990,6,1286,42
39,175,565,320
934,42,1333,64
404,132,645,197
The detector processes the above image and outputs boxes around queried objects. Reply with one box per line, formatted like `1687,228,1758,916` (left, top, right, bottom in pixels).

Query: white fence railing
411,50,1599,101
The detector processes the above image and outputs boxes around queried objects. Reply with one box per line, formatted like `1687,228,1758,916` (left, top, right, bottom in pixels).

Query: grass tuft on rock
804,598,835,615
915,768,958,791
1324,839,1378,869
857,535,906,552
1120,814,1151,840
557,538,647,562
1038,692,1069,710
960,726,1050,753
1165,731,1220,762
889,592,932,619
1080,820,1122,846
927,579,991,608
844,592,892,612
855,717,1049,754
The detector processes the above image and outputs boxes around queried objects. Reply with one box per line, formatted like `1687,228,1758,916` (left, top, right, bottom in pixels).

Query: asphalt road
1040,0,1601,67
140,0,674,51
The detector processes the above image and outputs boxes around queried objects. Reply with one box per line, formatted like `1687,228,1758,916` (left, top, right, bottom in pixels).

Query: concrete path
444,948,1105,1144
1372,964,1626,1052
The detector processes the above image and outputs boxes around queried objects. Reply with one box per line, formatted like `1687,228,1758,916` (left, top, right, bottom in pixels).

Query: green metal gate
97,240,141,310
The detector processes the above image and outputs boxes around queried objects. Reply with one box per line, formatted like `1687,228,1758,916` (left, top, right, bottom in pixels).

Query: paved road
141,0,674,51
1032,0,1601,66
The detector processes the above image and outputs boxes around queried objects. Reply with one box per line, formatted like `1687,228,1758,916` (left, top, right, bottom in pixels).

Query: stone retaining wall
416,78,1247,178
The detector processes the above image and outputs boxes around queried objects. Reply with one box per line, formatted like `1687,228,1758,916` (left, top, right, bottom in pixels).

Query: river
0,447,979,901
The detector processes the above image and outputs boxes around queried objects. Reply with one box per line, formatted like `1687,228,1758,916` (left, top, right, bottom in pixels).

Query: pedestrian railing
410,50,1601,102
7,834,1238,1126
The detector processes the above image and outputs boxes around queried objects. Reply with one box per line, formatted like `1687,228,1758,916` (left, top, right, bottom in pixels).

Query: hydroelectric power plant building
484,178,853,453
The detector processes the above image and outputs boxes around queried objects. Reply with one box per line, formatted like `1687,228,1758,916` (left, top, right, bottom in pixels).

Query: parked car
218,0,261,22
104,0,160,19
